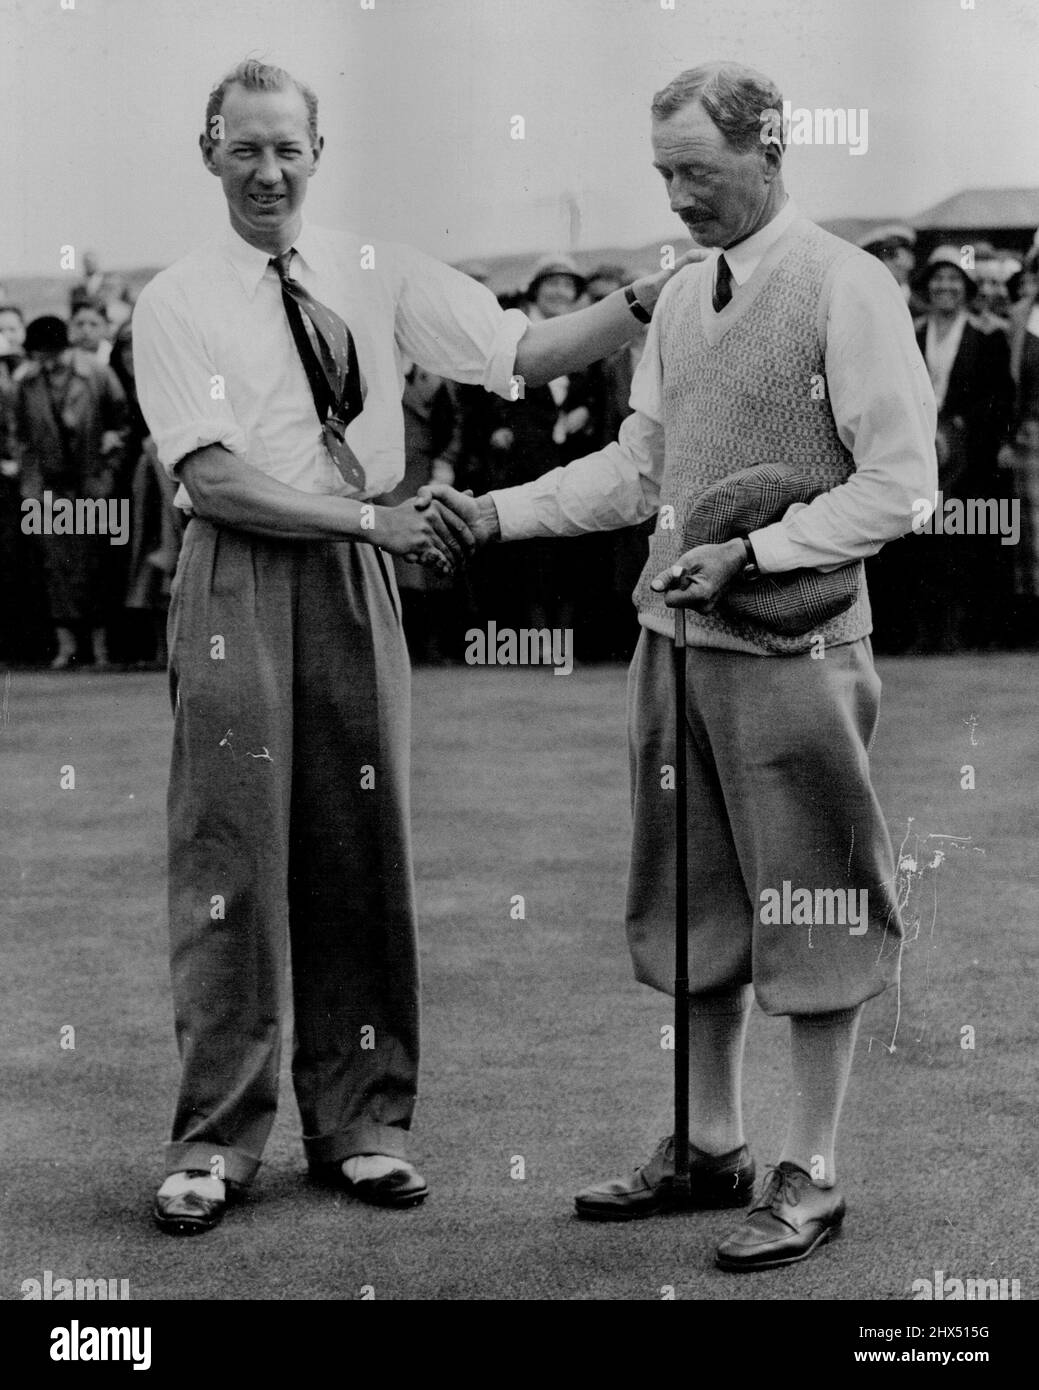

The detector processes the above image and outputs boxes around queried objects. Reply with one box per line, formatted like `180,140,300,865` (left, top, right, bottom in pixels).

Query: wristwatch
740,535,760,580
623,284,653,324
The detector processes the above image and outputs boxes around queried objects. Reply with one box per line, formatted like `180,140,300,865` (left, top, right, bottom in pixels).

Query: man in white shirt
428,61,937,1271
133,57,694,1235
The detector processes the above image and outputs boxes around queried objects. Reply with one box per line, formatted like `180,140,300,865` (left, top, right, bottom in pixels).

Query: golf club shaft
673,609,690,1191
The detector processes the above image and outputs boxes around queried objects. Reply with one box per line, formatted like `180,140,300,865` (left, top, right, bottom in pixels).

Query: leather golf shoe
153,1170,226,1236
574,1136,755,1221
715,1161,845,1271
312,1155,429,1209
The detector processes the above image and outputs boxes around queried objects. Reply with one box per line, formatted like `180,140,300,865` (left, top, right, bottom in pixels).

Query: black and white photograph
1,0,1036,1347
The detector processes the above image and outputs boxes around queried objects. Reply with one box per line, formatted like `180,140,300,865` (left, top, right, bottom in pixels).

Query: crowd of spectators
0,254,181,669
860,224,1039,652
2,228,1039,670
383,254,652,663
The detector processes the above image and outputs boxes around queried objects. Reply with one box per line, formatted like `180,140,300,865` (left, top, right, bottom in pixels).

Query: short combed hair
204,58,319,144
651,62,784,153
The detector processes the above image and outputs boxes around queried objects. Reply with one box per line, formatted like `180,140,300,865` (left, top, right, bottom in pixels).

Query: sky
2,0,1038,276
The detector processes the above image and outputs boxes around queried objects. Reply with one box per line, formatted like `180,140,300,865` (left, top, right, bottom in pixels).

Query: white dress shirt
491,198,938,578
721,194,798,290
133,220,529,509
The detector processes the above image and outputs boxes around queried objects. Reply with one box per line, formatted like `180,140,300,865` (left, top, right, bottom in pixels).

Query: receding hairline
204,58,320,143
216,82,313,127
650,61,784,153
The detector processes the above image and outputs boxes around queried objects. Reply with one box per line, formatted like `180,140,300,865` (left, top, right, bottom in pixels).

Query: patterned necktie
712,253,734,313
270,249,367,491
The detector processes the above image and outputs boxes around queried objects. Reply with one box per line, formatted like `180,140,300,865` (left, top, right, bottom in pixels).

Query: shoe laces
753,1162,805,1214
630,1135,674,1179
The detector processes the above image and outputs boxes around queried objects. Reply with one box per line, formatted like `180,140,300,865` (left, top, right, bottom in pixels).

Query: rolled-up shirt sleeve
392,245,530,400
490,307,667,540
132,282,248,476
748,253,938,574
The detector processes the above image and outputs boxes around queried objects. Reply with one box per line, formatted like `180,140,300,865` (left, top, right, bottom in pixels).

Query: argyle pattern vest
633,219,873,655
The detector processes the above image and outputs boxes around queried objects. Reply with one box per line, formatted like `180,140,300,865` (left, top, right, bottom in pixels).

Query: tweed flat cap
680,462,861,636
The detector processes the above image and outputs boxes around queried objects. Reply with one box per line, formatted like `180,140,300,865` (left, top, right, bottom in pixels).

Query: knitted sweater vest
633,218,873,655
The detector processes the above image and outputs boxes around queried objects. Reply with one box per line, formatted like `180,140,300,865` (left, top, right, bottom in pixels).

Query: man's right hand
415,483,501,547
375,494,476,573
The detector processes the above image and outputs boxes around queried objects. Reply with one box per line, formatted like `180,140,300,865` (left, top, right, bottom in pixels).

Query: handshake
377,484,500,576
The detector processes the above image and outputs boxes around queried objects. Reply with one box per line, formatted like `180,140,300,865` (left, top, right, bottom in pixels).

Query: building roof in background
909,186,1039,230
455,240,697,297
7,189,1039,316
817,215,904,246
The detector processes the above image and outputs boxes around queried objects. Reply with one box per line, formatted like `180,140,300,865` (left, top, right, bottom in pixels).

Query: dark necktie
270,249,367,491
712,253,734,313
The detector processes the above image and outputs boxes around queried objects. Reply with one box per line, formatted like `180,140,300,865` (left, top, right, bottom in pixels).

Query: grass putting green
1,655,1036,1300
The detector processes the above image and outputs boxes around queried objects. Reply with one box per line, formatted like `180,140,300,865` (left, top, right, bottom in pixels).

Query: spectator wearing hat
906,246,1013,650
473,253,603,638
999,243,1039,644
857,223,923,314
967,242,1011,333
10,315,128,668
1007,245,1039,308
525,254,586,319
584,263,629,306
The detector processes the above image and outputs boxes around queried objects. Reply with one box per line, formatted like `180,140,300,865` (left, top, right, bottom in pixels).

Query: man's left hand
649,538,747,611
628,247,712,317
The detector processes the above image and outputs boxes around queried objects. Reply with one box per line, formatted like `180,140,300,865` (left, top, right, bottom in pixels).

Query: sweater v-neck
699,218,809,345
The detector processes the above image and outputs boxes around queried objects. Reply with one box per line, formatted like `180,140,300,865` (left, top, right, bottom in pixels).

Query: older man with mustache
429,60,937,1272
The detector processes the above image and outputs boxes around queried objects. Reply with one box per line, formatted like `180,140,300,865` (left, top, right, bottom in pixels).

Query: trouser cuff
164,1141,260,1188
304,1122,411,1169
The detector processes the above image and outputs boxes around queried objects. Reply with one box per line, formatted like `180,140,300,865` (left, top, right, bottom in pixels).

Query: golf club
672,604,690,1198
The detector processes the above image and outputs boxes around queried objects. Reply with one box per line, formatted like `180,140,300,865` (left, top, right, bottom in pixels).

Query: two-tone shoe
152,1170,227,1236
311,1157,429,1209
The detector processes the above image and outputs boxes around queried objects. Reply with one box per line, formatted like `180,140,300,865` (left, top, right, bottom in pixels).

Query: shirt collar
722,196,798,286
222,218,327,299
